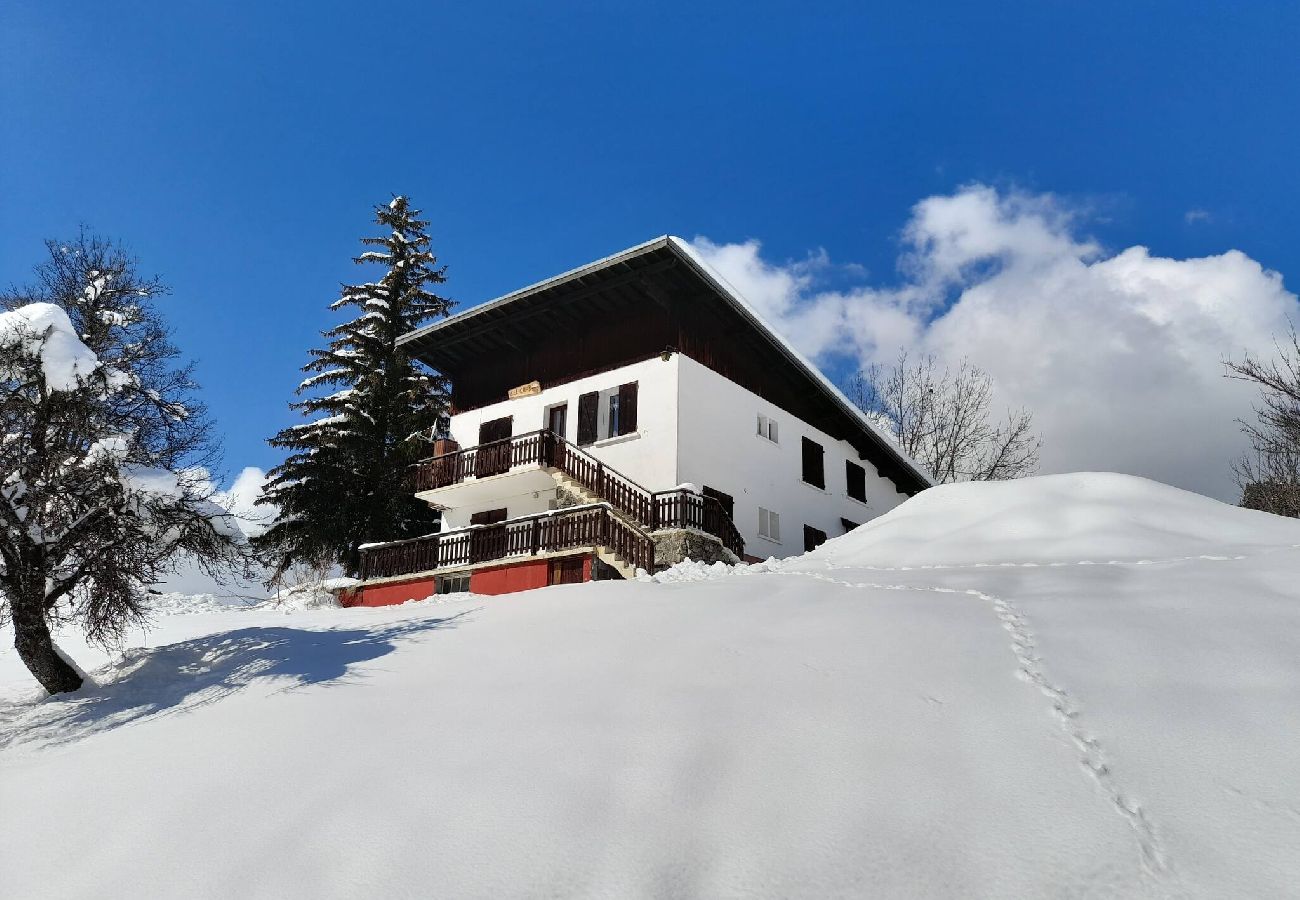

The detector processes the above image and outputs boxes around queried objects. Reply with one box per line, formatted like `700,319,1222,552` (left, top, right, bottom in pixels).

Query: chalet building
347,236,931,604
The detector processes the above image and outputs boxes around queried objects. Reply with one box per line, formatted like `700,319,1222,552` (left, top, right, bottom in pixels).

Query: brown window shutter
577,391,599,445
618,382,638,435
803,524,828,552
846,460,867,502
801,437,825,489
470,508,507,526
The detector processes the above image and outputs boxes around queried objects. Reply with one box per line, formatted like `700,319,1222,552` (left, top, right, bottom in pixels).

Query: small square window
757,414,779,443
758,507,781,541
436,572,470,594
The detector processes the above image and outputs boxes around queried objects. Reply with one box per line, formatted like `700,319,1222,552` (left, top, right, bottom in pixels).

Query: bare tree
1,232,247,695
847,351,1040,483
1225,328,1300,516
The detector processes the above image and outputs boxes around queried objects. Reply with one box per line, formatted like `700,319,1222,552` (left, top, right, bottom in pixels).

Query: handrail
358,503,654,581
407,429,746,558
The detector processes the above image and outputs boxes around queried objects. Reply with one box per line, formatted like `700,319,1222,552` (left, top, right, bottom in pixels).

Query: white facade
674,354,907,557
439,352,909,558
441,355,680,529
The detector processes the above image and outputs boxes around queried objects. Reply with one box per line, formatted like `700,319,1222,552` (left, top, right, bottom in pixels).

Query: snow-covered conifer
256,196,452,577
0,233,246,694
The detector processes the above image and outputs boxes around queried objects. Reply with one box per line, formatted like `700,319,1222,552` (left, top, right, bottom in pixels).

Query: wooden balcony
408,430,746,559
358,503,654,582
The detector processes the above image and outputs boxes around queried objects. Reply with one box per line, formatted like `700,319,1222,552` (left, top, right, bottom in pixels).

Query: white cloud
212,466,276,538
155,467,277,600
690,185,1299,501
1185,208,1213,224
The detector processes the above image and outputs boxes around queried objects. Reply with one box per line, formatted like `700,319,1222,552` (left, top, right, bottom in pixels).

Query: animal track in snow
775,565,1172,882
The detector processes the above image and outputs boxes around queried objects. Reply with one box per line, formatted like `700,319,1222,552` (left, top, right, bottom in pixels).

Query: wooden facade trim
399,238,932,494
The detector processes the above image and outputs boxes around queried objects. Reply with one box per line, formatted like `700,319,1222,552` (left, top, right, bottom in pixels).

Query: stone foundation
652,528,739,569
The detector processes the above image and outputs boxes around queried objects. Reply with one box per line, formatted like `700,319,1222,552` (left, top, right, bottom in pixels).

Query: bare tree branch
847,351,1041,483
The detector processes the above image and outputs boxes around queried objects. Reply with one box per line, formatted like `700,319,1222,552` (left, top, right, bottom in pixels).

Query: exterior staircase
359,430,746,584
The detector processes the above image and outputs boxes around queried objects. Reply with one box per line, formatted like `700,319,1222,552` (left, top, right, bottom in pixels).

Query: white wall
444,356,681,527
440,352,910,558
674,354,908,560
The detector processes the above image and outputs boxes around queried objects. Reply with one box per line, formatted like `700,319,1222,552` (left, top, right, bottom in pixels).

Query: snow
3,472,1300,897
812,471,1300,567
0,302,101,391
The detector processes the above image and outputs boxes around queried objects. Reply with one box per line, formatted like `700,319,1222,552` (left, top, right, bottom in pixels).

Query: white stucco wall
673,354,908,559
443,355,681,528
438,352,910,556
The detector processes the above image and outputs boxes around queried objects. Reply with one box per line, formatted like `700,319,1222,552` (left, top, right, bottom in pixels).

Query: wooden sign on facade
507,380,542,400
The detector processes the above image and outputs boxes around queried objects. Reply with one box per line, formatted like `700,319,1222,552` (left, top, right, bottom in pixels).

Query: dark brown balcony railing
408,430,746,558
358,504,654,582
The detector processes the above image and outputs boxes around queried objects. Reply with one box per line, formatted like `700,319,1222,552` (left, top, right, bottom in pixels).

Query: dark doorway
547,404,568,439
469,508,508,563
803,524,828,552
476,416,513,478
549,556,586,585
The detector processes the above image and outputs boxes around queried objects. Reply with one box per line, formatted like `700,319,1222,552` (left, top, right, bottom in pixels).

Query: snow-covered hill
2,473,1299,898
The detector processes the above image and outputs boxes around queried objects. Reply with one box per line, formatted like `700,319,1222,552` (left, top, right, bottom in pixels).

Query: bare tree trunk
10,588,83,695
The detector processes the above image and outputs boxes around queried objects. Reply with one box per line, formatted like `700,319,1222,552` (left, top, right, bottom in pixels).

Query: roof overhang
398,236,934,494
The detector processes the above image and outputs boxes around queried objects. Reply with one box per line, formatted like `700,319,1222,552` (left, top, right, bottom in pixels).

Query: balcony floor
414,465,557,511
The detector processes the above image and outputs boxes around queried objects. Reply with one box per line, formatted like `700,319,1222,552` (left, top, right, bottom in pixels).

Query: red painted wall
345,575,438,608
345,556,594,605
470,559,552,595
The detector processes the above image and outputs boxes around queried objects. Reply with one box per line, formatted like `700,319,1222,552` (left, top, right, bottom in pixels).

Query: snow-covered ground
2,473,1299,898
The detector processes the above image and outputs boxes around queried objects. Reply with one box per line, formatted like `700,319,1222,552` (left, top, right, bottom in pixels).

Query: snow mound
267,579,350,612
811,472,1300,567
147,592,260,616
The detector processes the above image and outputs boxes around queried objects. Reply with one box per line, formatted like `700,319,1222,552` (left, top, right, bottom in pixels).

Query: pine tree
256,196,453,577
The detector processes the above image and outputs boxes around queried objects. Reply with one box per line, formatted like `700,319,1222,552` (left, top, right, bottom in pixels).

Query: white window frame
756,413,779,444
758,507,781,542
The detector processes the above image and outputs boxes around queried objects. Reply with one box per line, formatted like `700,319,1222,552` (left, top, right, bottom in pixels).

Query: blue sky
3,1,1298,491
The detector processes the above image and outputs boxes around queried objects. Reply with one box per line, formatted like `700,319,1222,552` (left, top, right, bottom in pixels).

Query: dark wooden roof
399,236,932,494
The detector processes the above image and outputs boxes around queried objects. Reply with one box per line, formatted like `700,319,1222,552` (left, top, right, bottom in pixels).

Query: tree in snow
255,196,453,577
0,233,246,694
847,351,1040,483
1226,329,1300,517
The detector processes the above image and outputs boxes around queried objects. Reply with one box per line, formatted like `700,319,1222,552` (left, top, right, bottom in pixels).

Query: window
436,572,470,594
846,460,867,502
803,525,828,552
801,437,825,489
758,507,781,542
469,508,507,526
756,413,779,443
578,382,639,445
607,393,620,437
841,517,861,533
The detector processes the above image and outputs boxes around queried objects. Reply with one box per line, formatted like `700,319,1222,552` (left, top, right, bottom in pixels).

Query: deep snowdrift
813,471,1300,567
2,473,1299,898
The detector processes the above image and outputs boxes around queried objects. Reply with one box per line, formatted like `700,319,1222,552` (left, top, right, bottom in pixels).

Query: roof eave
397,235,673,350
664,237,935,492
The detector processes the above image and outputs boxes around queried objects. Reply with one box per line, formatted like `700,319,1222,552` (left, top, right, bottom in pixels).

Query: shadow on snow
0,611,472,752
